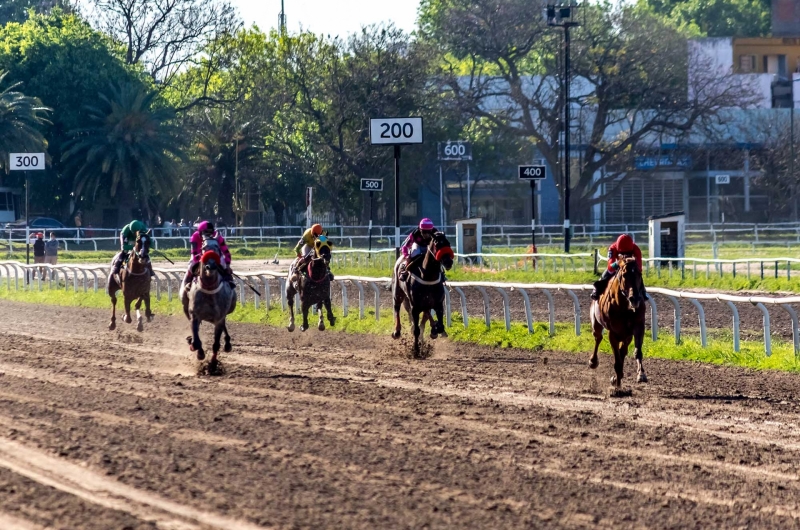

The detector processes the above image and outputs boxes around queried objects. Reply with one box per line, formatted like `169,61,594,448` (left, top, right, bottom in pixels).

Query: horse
108,231,152,332
184,251,237,372
286,238,335,332
589,256,648,390
391,232,454,354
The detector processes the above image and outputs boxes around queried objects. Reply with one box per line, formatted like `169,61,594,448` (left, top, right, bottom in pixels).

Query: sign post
518,165,547,253
305,187,313,228
369,117,423,258
437,141,472,224
360,178,383,253
9,153,45,272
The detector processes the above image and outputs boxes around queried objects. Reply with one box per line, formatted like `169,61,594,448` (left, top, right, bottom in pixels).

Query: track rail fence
1,260,797,358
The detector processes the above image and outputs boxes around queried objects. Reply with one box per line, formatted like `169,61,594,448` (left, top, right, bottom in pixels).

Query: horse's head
134,230,151,265
315,235,333,266
200,250,221,284
618,257,644,310
430,232,454,271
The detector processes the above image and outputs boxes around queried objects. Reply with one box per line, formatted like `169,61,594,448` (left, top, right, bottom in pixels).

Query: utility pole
547,4,580,253
279,0,286,32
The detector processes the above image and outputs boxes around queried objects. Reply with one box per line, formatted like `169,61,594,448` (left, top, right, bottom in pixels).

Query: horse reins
307,260,328,284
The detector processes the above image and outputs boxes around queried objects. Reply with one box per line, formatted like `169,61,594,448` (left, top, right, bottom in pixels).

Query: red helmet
615,234,634,253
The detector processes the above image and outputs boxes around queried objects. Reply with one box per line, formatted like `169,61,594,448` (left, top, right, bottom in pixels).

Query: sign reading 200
369,118,423,145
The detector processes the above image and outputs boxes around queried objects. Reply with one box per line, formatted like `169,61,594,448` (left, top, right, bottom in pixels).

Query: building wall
733,38,800,75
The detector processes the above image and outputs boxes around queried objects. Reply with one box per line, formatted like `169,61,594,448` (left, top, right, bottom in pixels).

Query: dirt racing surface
0,301,800,528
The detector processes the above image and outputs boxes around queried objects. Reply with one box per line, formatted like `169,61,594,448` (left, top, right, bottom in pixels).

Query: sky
235,0,421,37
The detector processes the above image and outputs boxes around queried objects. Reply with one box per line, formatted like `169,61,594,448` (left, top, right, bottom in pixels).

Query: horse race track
0,301,799,529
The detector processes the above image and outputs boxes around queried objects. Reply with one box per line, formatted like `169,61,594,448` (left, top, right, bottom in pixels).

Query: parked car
3,217,82,239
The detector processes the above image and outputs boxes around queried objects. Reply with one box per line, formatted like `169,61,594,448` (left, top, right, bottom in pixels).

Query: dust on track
0,300,799,528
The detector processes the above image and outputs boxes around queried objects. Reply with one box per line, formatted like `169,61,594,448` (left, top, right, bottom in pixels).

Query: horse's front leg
433,298,447,339
300,299,311,332
144,293,153,322
209,321,224,372
222,323,232,353
634,325,647,383
411,309,422,355
324,296,336,327
391,285,403,340
287,286,296,332
589,303,603,369
134,298,144,332
190,317,204,360
317,302,325,331
123,296,133,324
109,293,117,331
608,331,624,389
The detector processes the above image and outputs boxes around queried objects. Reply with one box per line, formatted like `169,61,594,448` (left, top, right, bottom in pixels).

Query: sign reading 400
9,153,45,171
369,117,423,145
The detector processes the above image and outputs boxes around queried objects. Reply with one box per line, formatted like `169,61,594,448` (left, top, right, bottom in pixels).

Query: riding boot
399,259,410,281
113,251,128,283
590,270,614,300
182,268,193,293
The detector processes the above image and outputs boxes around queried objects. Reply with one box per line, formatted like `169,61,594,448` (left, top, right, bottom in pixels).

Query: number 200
380,122,414,139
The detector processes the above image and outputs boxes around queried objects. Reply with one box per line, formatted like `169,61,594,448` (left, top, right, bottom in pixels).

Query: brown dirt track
1,301,800,528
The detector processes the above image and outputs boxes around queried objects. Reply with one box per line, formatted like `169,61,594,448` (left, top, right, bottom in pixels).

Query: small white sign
518,165,546,180
715,174,731,185
360,178,384,192
370,117,423,145
9,153,45,171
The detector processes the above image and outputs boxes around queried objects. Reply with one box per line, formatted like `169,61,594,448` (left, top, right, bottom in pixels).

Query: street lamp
547,4,580,252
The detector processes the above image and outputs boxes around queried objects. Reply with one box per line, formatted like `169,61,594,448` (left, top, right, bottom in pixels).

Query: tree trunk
217,171,235,225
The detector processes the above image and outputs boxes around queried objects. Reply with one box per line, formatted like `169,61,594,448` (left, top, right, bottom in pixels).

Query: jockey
112,220,150,279
398,218,437,281
294,224,324,261
591,233,644,301
182,220,234,291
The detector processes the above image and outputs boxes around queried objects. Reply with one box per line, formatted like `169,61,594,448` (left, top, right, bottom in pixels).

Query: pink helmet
419,218,434,230
197,220,214,233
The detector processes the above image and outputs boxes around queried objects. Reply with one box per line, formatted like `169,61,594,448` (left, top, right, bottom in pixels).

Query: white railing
1,260,797,358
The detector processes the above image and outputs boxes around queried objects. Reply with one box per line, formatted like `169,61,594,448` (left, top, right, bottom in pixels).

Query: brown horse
108,231,153,332
589,256,648,389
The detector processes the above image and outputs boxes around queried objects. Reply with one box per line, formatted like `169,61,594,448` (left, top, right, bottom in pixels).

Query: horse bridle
307,258,328,284
616,260,643,307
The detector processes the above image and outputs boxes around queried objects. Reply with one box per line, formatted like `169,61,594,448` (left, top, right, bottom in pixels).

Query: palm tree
62,82,183,220
0,71,50,175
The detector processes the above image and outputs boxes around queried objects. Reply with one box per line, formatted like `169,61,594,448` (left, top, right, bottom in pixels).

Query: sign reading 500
369,118,423,145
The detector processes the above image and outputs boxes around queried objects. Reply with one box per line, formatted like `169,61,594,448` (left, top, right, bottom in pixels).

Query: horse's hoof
208,359,219,374
137,322,144,332
196,348,205,361
589,359,599,370
123,315,132,324
637,373,648,383
287,323,295,332
430,331,438,340
391,331,401,340
108,322,116,331
224,341,232,353
610,375,618,385
147,315,153,322
186,336,192,344
318,322,325,331
300,325,307,332
329,317,336,327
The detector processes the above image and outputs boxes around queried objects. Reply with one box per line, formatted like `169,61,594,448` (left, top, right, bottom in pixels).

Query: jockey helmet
615,234,635,253
419,218,434,231
197,220,214,234
311,224,323,236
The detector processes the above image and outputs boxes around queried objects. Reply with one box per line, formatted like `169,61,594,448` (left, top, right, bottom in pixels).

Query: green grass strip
1,282,798,373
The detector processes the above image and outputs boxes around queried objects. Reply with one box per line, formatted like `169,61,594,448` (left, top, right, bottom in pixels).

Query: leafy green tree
0,10,148,218
62,83,182,221
0,71,50,176
639,0,770,37
0,0,73,26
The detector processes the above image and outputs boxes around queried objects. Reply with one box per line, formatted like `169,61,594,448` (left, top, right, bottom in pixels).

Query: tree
421,0,757,222
639,0,770,37
0,0,74,25
0,10,148,218
61,82,182,220
0,71,51,175
86,0,239,85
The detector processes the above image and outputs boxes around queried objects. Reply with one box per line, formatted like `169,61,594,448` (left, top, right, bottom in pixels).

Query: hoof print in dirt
197,360,225,376
609,387,633,398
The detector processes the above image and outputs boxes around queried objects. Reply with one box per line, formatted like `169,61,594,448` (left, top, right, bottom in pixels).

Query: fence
1,260,797,358
8,221,800,252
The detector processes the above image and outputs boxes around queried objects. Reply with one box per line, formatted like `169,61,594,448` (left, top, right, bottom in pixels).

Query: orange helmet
311,224,323,236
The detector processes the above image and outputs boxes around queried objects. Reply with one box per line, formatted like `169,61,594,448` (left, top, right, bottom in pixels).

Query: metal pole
564,24,572,253
792,104,797,220
368,190,373,253
394,145,401,259
25,171,29,267
439,164,444,227
530,180,537,250
466,162,471,218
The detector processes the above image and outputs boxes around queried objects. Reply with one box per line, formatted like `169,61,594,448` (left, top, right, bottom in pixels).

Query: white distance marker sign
9,153,45,171
369,117,423,145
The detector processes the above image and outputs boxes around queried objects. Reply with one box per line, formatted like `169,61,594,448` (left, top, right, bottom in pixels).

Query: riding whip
231,271,262,297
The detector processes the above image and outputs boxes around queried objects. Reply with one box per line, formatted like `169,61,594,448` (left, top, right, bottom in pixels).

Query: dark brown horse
589,256,648,389
108,231,152,332
391,232,454,354
286,240,335,332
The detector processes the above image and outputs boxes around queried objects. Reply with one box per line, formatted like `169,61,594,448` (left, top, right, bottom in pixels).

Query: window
739,55,756,73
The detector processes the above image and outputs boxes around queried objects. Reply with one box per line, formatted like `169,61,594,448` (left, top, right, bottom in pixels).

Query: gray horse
182,252,237,372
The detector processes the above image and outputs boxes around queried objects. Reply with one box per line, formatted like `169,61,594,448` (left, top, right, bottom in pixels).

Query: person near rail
591,233,647,301
182,220,234,292
44,232,59,278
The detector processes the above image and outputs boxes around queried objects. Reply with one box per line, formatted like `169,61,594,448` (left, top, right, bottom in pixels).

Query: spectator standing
33,232,45,278
44,232,58,275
